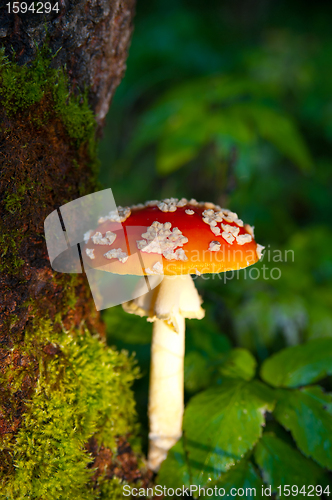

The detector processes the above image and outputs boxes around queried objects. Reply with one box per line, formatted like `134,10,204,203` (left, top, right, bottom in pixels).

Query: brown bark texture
0,0,139,487
0,0,134,127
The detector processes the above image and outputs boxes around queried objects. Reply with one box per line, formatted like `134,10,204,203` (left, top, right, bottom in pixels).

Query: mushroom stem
122,273,204,472
148,313,185,472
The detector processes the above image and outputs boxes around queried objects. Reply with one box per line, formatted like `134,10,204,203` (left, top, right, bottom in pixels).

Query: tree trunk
0,2,151,496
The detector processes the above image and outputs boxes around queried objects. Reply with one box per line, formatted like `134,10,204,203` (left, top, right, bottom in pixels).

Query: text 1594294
6,2,59,13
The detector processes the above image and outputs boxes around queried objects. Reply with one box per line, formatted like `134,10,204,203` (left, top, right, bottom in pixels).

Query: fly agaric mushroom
83,198,264,471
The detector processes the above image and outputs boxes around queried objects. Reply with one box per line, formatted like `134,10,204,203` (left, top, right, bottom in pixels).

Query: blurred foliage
126,76,312,175
100,0,332,495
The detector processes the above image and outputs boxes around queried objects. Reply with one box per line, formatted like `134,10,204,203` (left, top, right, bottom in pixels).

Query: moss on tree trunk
0,2,151,497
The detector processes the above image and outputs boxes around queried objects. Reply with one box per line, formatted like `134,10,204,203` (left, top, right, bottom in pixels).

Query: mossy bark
0,2,152,497
0,0,134,129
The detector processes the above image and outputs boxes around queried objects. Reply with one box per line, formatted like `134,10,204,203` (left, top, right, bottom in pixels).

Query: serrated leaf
254,434,326,496
157,438,190,489
214,459,264,500
260,338,332,387
274,386,332,470
183,380,275,485
218,348,257,381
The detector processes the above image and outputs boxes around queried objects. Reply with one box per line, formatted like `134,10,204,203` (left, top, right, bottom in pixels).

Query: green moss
0,231,25,273
98,476,131,499
0,44,99,276
4,184,26,214
1,318,140,500
0,45,96,151
0,47,46,112
52,74,97,156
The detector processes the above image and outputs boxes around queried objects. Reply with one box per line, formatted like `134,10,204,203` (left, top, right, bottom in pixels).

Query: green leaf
254,434,326,496
156,100,210,174
214,459,264,499
184,347,256,394
157,132,205,174
260,338,332,387
218,348,257,381
274,386,332,470
184,351,212,393
213,110,256,145
241,104,312,172
183,380,275,485
184,320,232,393
157,438,190,489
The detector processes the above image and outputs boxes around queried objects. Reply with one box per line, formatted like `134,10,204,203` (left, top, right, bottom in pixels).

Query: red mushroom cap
83,198,263,276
